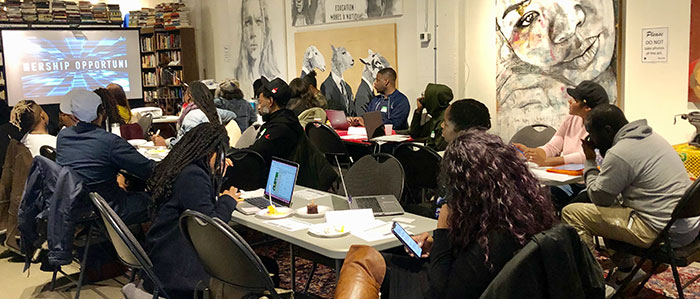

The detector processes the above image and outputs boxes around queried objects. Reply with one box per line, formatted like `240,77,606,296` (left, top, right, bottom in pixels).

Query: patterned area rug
245,227,700,299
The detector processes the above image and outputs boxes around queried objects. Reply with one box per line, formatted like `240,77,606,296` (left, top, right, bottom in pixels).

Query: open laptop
362,111,386,140
329,155,404,216
236,157,300,214
325,109,351,130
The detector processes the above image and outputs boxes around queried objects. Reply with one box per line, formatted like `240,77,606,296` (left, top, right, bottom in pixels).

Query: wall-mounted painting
291,0,403,27
689,0,700,102
294,23,397,115
495,0,622,139
232,0,287,99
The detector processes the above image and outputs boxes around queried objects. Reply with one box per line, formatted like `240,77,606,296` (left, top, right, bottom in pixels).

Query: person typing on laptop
348,68,410,130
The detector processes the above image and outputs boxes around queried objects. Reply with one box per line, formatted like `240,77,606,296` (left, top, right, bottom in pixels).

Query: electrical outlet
419,32,431,43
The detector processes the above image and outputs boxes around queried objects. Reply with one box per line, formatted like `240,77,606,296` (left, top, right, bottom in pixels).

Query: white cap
67,89,101,122
60,91,73,114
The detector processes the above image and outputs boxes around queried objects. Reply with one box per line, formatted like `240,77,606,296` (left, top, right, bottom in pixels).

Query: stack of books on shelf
92,2,108,23
36,0,52,22
131,7,155,28
144,90,157,102
140,36,155,52
21,0,38,22
65,1,80,23
6,0,23,22
0,3,9,22
155,1,189,29
141,54,156,68
52,1,67,23
142,72,157,87
159,51,181,66
128,10,139,27
78,1,93,23
107,4,121,23
157,32,181,49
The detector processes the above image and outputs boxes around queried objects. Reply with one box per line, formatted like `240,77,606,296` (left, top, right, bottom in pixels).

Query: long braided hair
93,87,125,127
147,122,229,206
188,81,221,125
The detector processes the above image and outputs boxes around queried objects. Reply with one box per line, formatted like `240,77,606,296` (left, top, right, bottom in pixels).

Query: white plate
308,223,350,238
255,207,294,219
295,205,331,218
128,139,148,146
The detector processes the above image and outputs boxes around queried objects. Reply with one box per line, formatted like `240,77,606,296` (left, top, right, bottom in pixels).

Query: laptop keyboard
245,197,282,209
355,197,383,213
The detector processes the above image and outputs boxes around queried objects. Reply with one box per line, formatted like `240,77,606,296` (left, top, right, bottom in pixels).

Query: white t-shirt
21,133,57,157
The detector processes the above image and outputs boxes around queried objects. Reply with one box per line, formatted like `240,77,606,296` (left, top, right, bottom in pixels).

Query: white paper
294,189,327,201
241,207,260,214
347,126,367,135
530,168,580,183
351,220,416,242
240,188,265,198
391,217,415,224
264,218,312,232
371,135,411,142
340,134,367,140
325,209,375,231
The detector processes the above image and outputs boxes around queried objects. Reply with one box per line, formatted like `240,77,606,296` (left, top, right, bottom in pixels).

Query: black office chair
89,193,169,299
393,143,441,204
305,121,353,167
40,145,57,161
223,149,266,192
607,178,700,299
340,153,404,200
179,210,287,299
509,124,556,148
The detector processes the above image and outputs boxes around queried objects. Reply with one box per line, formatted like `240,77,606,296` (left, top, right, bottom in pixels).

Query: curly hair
147,122,229,206
440,129,556,263
10,100,42,135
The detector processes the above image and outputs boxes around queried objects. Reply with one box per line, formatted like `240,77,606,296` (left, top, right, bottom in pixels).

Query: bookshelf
140,27,197,115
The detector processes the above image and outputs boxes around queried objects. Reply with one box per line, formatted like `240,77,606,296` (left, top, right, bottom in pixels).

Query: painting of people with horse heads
295,23,398,116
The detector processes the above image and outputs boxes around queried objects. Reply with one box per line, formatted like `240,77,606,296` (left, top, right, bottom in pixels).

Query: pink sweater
539,115,588,164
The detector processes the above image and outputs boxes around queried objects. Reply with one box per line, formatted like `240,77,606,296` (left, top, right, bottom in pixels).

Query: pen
512,144,525,156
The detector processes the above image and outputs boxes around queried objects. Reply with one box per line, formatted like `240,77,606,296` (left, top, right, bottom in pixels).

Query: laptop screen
265,159,299,205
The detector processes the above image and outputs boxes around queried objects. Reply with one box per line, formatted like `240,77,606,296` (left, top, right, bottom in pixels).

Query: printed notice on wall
642,27,669,63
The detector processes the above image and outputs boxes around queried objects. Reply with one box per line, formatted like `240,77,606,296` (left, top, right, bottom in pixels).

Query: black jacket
144,159,237,298
248,109,304,166
479,224,605,299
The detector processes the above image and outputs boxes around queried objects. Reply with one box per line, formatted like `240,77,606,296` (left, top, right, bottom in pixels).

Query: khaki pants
562,203,659,252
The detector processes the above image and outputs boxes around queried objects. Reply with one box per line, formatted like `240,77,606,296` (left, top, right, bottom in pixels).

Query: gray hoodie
584,119,700,247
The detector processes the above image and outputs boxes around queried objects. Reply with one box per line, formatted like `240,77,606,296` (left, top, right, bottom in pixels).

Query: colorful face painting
495,0,618,139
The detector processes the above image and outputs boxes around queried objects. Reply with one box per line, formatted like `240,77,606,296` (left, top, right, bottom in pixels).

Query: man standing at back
562,104,700,292
352,68,410,130
57,89,155,225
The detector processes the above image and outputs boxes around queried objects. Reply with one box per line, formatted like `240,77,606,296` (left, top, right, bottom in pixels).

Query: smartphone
392,222,422,258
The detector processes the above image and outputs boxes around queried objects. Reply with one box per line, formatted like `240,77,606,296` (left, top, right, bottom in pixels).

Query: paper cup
384,124,393,135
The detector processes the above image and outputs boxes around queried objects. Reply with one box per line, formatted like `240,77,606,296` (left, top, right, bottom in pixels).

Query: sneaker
607,268,649,294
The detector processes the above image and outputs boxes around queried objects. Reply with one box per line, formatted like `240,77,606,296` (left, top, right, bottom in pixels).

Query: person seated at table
349,68,410,130
246,78,304,164
379,129,556,298
214,79,257,131
154,81,237,147
514,81,608,209
440,98,491,144
408,83,453,151
56,89,155,225
10,100,56,157
107,83,133,124
144,123,279,298
59,91,79,129
302,70,328,109
94,87,127,132
562,104,700,293
287,76,327,117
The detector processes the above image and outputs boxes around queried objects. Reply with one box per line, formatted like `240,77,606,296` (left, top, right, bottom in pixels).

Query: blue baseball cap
67,89,101,122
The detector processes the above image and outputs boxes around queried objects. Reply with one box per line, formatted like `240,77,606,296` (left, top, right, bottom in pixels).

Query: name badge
381,106,388,113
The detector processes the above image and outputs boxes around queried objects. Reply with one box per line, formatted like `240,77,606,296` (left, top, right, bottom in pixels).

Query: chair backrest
342,153,404,200
305,121,350,157
223,149,266,191
137,113,153,139
508,124,556,148
671,178,700,219
393,143,441,190
179,210,279,298
225,120,242,148
39,145,57,161
120,123,145,140
235,125,259,149
89,192,170,298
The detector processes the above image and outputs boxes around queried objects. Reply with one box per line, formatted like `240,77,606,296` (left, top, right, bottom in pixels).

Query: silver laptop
236,157,299,215
331,156,404,216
